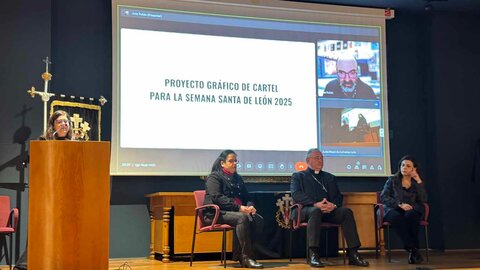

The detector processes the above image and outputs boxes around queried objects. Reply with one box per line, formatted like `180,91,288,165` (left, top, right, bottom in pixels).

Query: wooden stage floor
2,250,480,270
104,250,480,270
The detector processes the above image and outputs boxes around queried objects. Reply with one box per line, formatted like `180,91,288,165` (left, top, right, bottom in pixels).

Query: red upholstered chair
0,195,19,270
190,190,234,268
374,192,430,262
288,203,346,264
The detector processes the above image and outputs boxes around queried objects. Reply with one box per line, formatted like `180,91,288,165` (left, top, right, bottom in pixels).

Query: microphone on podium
51,130,58,140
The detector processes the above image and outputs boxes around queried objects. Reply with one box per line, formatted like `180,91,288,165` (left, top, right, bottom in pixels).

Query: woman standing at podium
203,150,263,269
39,110,74,140
14,110,75,270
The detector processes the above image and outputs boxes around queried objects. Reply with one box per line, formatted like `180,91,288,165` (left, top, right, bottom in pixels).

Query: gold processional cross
27,57,55,134
27,57,107,140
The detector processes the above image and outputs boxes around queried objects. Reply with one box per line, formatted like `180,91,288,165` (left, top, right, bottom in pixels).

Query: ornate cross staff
27,57,56,133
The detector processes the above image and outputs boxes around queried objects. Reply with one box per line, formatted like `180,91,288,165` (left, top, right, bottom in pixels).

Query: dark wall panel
0,0,52,262
386,11,445,249
429,11,480,249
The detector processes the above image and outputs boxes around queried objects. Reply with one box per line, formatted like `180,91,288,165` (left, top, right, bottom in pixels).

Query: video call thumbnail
317,40,380,100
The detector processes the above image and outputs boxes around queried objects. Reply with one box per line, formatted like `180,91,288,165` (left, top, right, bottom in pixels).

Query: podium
28,141,111,270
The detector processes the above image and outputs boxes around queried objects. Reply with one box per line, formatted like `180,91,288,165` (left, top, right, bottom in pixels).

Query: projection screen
111,0,391,176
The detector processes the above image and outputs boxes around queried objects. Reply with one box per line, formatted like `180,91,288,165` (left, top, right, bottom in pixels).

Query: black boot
408,249,416,264
415,249,424,264
408,248,424,264
308,248,325,268
241,255,263,269
348,248,369,267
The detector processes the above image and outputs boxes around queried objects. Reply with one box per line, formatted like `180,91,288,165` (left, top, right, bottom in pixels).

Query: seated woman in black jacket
380,155,427,264
203,150,263,269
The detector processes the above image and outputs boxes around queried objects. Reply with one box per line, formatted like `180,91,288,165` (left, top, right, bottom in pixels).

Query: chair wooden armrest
195,204,221,230
374,203,385,228
289,203,303,230
9,208,19,231
422,203,430,224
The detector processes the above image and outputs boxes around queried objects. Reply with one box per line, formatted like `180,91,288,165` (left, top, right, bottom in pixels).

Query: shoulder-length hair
393,155,420,180
41,110,74,140
211,149,237,173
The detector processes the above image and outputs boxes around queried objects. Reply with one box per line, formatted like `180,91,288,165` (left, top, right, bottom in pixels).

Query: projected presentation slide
120,29,316,151
111,1,390,176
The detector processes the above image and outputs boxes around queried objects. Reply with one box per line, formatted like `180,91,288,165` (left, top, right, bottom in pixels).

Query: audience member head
306,148,324,172
336,52,358,93
42,110,74,140
211,149,238,174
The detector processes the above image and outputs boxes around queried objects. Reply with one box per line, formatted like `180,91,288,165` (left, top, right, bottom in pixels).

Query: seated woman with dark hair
203,150,263,269
380,155,427,264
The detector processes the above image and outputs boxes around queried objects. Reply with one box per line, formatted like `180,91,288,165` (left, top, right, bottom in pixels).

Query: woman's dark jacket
203,171,252,218
380,176,427,217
